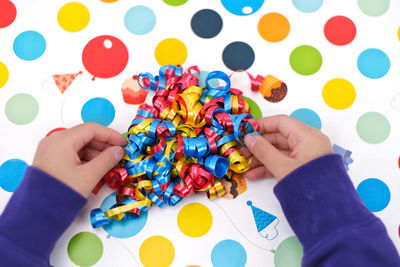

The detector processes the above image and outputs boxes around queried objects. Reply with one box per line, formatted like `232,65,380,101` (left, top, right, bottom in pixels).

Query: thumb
244,134,290,179
85,146,124,179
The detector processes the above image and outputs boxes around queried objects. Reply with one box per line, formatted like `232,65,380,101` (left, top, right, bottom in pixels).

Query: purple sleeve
274,154,400,266
0,166,87,267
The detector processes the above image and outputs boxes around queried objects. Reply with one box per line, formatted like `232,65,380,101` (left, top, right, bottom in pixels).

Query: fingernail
249,131,261,136
245,134,257,149
114,147,124,161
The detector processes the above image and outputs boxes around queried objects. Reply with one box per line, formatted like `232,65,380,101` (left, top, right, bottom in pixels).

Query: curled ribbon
90,65,259,228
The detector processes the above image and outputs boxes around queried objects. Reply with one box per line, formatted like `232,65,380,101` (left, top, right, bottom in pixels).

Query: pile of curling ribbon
90,65,283,229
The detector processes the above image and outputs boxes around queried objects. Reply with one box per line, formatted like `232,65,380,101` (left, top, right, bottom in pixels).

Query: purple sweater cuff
0,166,87,265
273,154,374,251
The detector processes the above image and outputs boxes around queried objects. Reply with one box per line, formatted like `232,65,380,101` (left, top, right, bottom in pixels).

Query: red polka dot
324,16,356,46
46,127,66,137
0,1,17,28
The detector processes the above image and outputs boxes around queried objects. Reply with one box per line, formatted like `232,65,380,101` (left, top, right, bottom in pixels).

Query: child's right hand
32,123,127,197
242,115,333,181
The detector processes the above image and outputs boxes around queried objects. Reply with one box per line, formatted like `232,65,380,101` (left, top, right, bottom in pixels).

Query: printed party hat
247,200,279,240
52,71,82,94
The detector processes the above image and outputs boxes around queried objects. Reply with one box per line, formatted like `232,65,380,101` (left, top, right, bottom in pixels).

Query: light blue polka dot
290,108,321,129
100,193,148,238
292,0,324,13
357,178,390,212
81,97,115,126
124,6,156,35
212,239,247,267
13,31,46,60
357,48,390,79
0,159,28,192
220,0,264,16
198,71,220,88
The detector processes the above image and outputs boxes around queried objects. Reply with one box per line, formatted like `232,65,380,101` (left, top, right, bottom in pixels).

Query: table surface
0,0,399,266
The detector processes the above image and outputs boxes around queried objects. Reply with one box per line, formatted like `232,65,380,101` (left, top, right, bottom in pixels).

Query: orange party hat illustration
52,71,83,94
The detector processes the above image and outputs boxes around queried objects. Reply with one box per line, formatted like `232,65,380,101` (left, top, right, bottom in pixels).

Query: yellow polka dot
322,78,356,110
0,61,9,88
58,2,90,32
177,203,212,237
155,38,187,66
139,236,175,267
398,26,400,41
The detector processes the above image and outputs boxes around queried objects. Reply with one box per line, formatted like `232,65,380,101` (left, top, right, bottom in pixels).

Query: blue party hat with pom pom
247,201,279,240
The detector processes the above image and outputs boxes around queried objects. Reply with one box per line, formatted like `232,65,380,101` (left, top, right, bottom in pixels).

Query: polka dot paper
0,0,399,266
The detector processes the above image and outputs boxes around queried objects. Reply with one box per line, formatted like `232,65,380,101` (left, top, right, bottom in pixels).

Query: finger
239,146,252,158
244,134,291,178
257,115,312,139
263,132,290,150
244,166,274,179
248,148,290,170
241,141,290,158
250,156,264,169
87,140,112,151
80,147,101,161
83,146,125,180
65,123,127,151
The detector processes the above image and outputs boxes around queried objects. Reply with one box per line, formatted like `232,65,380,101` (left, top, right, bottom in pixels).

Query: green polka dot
122,132,129,139
356,112,390,144
68,232,103,267
163,0,188,6
243,96,262,120
274,236,303,267
358,0,389,16
289,45,322,75
5,93,39,125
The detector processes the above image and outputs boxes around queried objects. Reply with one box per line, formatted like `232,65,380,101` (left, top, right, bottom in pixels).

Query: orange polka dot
258,13,290,42
100,0,119,2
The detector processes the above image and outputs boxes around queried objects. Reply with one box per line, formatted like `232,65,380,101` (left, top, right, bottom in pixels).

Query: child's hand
32,123,127,197
242,115,333,181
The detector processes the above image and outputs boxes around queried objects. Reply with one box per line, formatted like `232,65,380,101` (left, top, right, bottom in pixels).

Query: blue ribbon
183,137,211,159
90,208,111,228
138,72,157,91
204,155,229,178
205,71,231,97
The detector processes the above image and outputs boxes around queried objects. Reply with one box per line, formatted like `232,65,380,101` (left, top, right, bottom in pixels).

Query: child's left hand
32,123,127,197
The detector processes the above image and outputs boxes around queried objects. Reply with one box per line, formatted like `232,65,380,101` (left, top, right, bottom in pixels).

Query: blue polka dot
198,71,220,88
124,6,156,35
100,193,148,238
221,0,264,16
13,31,46,60
81,97,115,126
0,159,28,192
357,48,390,79
290,108,321,129
191,9,223,39
292,0,324,13
222,42,255,71
211,239,247,267
357,178,390,212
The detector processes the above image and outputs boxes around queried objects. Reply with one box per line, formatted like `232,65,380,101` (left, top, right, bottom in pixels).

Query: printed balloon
82,35,129,79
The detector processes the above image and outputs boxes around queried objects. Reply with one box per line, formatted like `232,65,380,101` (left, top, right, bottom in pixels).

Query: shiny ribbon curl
90,65,260,229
